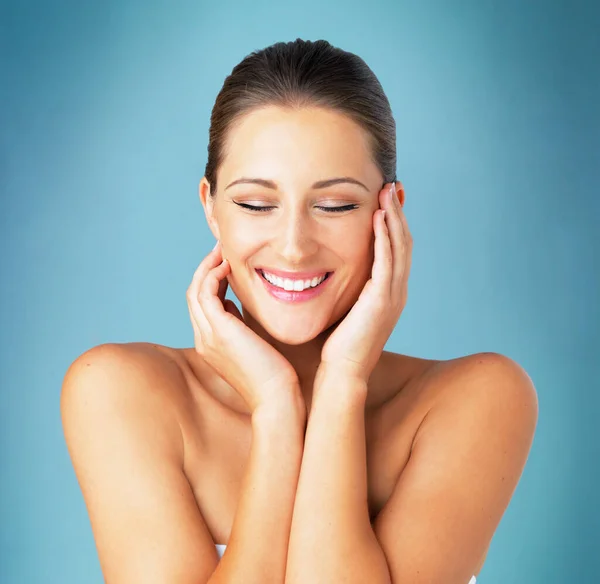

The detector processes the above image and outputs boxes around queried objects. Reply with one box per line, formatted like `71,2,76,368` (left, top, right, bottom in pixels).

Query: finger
382,184,406,296
187,244,224,317
186,244,224,338
187,301,206,349
197,259,234,331
200,258,230,300
397,208,413,306
371,207,393,297
217,264,229,303
187,287,211,343
189,242,223,294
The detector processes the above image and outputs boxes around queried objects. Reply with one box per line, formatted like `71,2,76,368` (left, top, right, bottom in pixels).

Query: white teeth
261,270,327,291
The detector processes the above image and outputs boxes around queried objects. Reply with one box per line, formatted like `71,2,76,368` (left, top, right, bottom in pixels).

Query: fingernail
212,241,219,250
389,183,396,197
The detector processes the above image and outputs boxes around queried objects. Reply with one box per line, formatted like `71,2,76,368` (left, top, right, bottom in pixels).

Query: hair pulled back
204,38,396,197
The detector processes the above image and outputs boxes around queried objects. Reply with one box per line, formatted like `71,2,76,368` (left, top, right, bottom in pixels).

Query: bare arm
285,367,390,584
211,403,305,583
61,343,305,584
285,353,538,584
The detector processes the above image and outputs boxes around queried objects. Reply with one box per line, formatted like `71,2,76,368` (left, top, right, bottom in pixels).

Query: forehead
219,105,382,190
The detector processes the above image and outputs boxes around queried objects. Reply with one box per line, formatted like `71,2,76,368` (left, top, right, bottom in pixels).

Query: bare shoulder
61,341,189,420
60,342,220,581
416,351,538,570
62,341,186,379
372,352,539,580
411,351,539,448
60,341,189,478
422,351,537,412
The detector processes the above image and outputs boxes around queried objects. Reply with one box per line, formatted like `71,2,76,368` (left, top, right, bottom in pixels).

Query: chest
183,380,430,546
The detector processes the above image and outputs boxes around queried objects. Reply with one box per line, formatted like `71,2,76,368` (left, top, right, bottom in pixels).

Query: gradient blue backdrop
1,0,598,582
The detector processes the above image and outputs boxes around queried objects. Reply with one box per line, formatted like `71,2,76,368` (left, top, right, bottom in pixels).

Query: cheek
343,242,372,269
333,229,375,293
221,221,259,262
224,213,375,262
225,216,253,241
337,220,375,260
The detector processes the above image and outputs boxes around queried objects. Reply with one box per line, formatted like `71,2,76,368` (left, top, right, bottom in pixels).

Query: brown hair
204,38,397,197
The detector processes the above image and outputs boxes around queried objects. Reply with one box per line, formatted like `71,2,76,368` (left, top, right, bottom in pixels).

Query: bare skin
61,106,535,581
196,106,401,416
141,341,491,576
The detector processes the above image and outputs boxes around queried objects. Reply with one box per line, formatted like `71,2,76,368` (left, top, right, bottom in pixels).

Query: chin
260,316,328,346
232,268,355,345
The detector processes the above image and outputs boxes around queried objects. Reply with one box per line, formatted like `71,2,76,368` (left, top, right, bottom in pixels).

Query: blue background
1,0,598,582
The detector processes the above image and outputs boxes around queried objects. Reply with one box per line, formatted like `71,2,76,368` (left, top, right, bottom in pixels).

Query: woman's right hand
186,241,304,418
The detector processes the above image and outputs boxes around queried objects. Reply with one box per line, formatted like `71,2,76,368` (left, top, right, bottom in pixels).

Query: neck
241,304,340,416
185,304,349,418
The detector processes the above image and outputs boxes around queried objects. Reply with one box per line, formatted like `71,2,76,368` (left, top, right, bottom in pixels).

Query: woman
61,39,539,584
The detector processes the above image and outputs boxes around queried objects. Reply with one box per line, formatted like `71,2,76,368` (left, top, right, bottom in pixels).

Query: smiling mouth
256,269,333,290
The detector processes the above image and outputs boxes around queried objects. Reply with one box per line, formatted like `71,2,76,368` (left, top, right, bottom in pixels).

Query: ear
199,177,221,240
394,181,406,207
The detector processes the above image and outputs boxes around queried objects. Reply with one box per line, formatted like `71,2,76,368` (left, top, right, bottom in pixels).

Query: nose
273,206,319,263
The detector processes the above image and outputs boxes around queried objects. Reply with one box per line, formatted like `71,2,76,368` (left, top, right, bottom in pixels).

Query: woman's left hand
318,182,413,385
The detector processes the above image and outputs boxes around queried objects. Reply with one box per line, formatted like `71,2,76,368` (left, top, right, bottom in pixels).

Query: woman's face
199,105,385,345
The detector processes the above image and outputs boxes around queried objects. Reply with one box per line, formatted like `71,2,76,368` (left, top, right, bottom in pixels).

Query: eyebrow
224,176,370,192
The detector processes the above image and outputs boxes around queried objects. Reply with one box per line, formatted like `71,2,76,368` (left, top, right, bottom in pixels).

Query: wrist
313,365,369,407
251,390,307,433
316,361,369,386
315,362,369,391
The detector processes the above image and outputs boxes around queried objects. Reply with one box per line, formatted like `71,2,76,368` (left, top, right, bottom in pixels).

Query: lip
256,269,333,303
255,267,331,280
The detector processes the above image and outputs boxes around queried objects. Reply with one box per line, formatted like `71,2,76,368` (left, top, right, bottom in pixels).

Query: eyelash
236,203,359,213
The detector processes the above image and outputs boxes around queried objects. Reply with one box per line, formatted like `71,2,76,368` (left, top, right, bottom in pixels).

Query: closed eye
236,203,359,213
